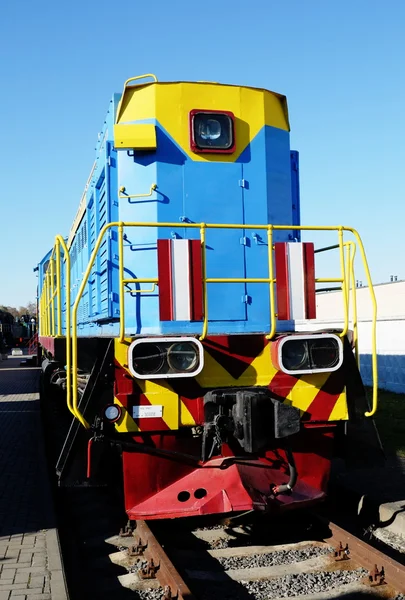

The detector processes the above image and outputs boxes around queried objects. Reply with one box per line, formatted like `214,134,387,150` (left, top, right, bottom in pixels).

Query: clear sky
0,0,404,307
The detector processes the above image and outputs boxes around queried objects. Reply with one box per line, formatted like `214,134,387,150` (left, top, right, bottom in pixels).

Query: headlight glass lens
167,342,198,372
132,343,165,375
309,338,339,369
104,404,121,422
281,340,309,371
199,118,222,140
193,113,233,150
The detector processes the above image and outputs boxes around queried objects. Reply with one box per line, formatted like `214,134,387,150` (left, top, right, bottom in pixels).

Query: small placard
132,405,163,419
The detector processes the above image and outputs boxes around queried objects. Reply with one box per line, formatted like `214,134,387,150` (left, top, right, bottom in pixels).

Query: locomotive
38,75,378,521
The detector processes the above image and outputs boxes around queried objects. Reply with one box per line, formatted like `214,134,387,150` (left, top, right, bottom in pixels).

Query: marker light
190,110,235,153
103,404,122,423
271,334,343,375
128,337,204,379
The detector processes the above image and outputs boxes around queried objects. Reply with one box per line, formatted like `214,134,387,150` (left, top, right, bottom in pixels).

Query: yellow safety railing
118,183,157,201
40,221,378,427
115,74,158,123
39,237,75,419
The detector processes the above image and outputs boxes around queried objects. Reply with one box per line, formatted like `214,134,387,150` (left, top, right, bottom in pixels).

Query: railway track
100,514,405,600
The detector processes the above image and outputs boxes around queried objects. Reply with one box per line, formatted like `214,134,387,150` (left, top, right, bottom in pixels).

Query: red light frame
189,109,236,154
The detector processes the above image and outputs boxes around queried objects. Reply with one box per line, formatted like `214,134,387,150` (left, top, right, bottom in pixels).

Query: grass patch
370,388,405,457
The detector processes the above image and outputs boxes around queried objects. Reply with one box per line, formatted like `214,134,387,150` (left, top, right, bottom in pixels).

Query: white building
314,280,405,394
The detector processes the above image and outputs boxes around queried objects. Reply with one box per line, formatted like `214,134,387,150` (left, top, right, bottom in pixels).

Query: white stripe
171,239,191,321
287,243,306,320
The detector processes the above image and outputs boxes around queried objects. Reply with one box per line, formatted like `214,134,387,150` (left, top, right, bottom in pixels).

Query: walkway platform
0,356,68,600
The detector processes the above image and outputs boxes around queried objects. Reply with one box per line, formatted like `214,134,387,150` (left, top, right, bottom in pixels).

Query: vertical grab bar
199,224,208,341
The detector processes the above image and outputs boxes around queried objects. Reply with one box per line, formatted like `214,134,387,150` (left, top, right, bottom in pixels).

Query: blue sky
0,0,404,307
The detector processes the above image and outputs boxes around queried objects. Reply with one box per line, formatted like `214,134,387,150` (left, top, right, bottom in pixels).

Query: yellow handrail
338,228,349,338
40,220,377,424
345,228,378,417
50,257,55,336
115,74,158,123
55,235,75,418
125,284,157,294
266,226,277,340
46,269,51,336
118,184,157,201
345,241,359,365
118,223,125,343
200,225,208,340
56,243,62,336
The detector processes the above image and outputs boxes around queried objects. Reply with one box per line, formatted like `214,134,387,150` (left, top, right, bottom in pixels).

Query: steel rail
132,517,405,598
135,520,196,600
326,520,405,594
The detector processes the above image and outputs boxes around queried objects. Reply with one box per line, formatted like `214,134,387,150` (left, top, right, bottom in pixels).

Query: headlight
281,339,309,371
132,343,165,375
199,118,222,141
190,110,235,153
167,342,199,372
309,338,340,369
103,404,122,423
128,337,204,379
271,334,343,375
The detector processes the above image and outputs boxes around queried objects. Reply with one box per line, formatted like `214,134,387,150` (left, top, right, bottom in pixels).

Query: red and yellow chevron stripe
113,336,348,433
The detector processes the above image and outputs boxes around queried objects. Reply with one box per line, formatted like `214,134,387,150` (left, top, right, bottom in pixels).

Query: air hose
271,447,298,495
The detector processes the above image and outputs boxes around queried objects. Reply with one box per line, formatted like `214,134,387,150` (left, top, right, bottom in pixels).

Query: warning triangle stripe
203,336,268,380
268,370,301,400
302,370,345,421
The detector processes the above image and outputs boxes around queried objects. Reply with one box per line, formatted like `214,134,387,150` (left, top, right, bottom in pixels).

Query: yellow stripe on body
136,379,184,430
114,397,140,433
113,339,196,430
285,373,330,414
114,339,348,429
196,344,278,388
198,348,348,421
116,82,289,163
328,392,349,420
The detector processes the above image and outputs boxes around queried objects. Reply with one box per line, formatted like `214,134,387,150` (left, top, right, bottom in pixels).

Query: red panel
274,243,290,320
157,239,173,321
38,336,66,361
303,243,316,319
188,239,204,321
39,336,55,355
124,444,331,520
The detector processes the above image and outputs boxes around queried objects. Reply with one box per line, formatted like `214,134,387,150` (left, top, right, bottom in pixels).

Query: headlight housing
128,337,204,379
190,109,235,153
271,334,343,375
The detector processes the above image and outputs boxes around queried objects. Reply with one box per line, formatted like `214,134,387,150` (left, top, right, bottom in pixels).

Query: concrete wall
309,281,405,394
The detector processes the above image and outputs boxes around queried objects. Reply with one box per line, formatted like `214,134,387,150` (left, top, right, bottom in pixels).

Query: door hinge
239,179,248,188
241,294,252,305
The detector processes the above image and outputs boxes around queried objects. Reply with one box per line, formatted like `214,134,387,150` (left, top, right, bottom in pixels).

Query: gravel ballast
199,568,368,599
217,546,332,570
